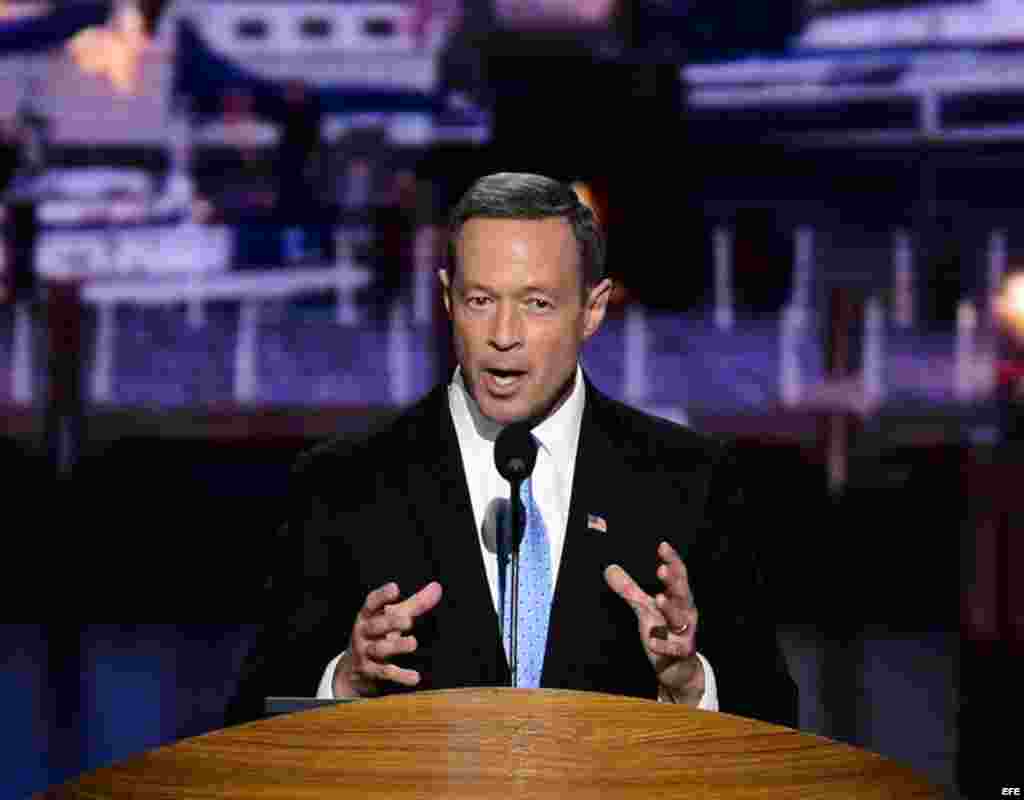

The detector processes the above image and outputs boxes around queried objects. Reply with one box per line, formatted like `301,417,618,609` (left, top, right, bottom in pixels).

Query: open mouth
485,368,527,389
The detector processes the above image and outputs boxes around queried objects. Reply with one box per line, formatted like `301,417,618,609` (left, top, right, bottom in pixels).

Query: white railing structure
792,226,814,312
988,228,1008,307
770,223,1020,409
685,45,1024,145
623,303,649,404
81,263,370,404
90,303,115,405
863,295,886,408
799,1,1024,51
712,225,734,332
37,220,232,281
10,221,1016,411
233,300,261,405
412,225,439,325
12,301,35,404
892,229,915,330
29,168,232,315
186,0,444,88
779,304,807,408
975,313,998,399
955,297,1000,401
955,299,978,402
387,301,413,406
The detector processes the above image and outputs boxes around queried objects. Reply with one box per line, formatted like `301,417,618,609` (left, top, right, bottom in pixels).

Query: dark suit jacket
226,375,798,728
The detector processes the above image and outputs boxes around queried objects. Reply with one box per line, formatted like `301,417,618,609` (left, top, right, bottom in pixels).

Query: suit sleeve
224,445,365,727
685,440,799,729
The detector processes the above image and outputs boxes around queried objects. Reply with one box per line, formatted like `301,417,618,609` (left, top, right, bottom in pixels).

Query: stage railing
81,263,371,404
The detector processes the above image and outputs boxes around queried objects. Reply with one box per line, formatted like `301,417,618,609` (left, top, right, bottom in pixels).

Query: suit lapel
405,385,509,688
543,376,636,689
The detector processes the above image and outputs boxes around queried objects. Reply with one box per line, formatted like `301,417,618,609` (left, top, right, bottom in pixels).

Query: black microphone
493,421,538,688
494,420,538,482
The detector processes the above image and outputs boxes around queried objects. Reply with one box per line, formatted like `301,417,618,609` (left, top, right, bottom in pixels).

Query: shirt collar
449,363,586,469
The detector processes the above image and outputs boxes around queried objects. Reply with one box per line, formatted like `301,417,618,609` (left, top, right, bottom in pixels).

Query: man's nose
489,303,522,350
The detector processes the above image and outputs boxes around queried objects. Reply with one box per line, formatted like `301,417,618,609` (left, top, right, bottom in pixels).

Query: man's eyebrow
458,282,495,293
459,282,559,296
520,285,559,296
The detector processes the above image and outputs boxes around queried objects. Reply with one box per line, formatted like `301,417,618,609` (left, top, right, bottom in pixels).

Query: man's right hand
333,581,443,698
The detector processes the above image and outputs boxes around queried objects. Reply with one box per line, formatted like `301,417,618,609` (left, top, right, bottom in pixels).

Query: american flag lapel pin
587,513,607,534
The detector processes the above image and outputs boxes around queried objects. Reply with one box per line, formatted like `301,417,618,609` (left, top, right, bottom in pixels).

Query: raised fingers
363,661,421,687
352,628,421,687
350,581,443,688
604,564,658,620
647,542,695,641
655,592,697,637
363,631,419,664
362,607,413,638
362,582,401,619
656,542,691,599
395,581,443,619
359,581,442,638
657,541,694,606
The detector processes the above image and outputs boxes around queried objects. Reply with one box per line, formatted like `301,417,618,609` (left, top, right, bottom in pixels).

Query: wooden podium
39,688,942,798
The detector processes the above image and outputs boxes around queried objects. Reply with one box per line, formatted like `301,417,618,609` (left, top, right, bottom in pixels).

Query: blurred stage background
3,0,1023,797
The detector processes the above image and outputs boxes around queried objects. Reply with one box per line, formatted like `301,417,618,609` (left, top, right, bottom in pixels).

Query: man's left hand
604,541,704,705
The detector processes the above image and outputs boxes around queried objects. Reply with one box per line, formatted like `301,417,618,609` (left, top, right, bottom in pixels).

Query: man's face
441,217,611,426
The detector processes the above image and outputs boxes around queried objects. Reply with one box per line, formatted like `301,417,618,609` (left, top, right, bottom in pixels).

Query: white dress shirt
318,364,718,709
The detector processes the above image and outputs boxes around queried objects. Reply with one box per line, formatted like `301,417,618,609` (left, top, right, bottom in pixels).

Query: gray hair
447,172,606,292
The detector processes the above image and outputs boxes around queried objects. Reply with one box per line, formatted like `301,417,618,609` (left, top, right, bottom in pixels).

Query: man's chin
472,375,573,428
478,400,531,427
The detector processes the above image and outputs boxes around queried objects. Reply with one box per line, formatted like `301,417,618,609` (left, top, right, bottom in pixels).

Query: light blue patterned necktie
499,475,552,688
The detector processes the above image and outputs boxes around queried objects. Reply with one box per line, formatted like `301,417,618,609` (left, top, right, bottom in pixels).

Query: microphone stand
507,477,525,688
494,422,538,690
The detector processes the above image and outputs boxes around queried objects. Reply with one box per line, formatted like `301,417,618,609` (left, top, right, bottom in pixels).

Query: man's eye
528,298,552,310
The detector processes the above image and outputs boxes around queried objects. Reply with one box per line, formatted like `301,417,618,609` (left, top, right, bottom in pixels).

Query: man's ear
582,278,613,340
438,268,453,318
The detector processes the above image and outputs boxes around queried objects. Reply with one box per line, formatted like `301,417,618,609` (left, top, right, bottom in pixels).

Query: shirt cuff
696,651,719,710
657,651,719,710
317,652,345,699
322,650,720,706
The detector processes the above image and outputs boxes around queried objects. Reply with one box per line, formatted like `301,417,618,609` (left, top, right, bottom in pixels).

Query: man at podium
227,173,797,729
